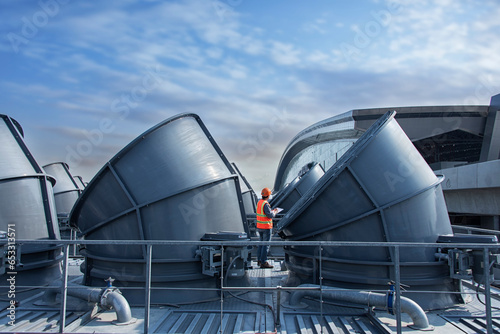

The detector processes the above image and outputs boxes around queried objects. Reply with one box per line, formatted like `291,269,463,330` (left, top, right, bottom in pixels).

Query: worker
256,187,278,269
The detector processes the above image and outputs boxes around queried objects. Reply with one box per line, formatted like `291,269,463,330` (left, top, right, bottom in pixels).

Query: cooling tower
276,111,456,310
69,113,249,304
0,114,62,286
42,162,82,219
73,176,86,190
231,162,257,216
270,162,324,212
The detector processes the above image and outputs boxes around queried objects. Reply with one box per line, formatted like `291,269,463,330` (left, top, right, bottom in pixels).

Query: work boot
260,261,273,269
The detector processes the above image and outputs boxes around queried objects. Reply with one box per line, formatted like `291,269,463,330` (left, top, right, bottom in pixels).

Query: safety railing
1,238,498,334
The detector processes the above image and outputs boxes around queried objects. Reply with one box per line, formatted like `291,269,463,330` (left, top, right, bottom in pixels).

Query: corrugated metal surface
280,312,390,334
440,315,500,334
151,310,262,334
0,310,85,333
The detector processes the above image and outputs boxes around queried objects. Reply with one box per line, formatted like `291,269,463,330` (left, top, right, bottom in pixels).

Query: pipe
100,289,133,324
41,280,133,325
289,284,431,330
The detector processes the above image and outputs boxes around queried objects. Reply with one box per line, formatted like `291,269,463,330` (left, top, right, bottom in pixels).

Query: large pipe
289,284,431,330
100,290,133,324
42,280,133,324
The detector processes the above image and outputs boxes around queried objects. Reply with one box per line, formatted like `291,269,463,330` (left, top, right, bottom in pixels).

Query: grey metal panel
69,113,248,304
112,117,232,204
480,93,500,161
241,191,256,215
276,112,456,310
271,163,324,212
73,176,86,190
73,166,134,234
348,119,436,205
0,116,37,177
0,114,62,287
0,177,50,239
43,162,81,216
231,162,251,193
43,162,78,194
232,162,257,217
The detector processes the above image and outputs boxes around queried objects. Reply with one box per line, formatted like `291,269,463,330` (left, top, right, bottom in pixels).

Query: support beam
480,94,500,162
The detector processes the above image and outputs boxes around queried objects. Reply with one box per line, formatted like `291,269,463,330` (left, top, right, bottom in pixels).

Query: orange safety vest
256,199,273,229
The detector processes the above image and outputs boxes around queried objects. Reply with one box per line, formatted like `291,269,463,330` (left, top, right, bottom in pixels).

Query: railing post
220,245,224,334
71,229,77,256
394,245,402,334
144,244,152,334
483,247,493,333
319,244,323,322
59,244,69,333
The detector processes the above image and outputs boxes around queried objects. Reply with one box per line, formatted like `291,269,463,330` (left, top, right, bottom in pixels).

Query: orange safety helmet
261,187,271,197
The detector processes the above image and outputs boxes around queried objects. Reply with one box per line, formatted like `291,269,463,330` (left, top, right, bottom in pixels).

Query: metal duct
289,284,431,330
69,113,249,304
270,162,324,212
231,162,257,216
276,111,456,310
42,280,133,325
43,162,82,219
73,176,86,190
231,162,258,237
0,114,62,286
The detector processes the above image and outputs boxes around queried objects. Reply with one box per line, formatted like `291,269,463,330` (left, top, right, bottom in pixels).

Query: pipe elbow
399,296,431,330
289,284,432,331
100,290,133,325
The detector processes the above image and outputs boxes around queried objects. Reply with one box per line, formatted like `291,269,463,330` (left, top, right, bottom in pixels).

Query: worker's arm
263,203,277,219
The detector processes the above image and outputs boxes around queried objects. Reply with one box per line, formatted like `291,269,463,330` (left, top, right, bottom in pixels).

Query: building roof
274,104,492,190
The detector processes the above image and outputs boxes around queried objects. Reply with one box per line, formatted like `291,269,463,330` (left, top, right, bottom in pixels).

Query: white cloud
269,41,301,65
206,47,224,59
302,18,328,34
3,0,500,190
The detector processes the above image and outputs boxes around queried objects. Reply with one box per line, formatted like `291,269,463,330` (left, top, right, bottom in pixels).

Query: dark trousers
257,228,272,263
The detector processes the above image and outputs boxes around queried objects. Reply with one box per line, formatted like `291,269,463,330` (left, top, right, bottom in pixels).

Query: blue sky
1,0,499,192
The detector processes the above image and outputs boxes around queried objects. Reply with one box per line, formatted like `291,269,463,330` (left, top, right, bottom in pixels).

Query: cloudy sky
2,0,499,192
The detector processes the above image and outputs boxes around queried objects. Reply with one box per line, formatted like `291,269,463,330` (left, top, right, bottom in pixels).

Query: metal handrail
1,238,498,333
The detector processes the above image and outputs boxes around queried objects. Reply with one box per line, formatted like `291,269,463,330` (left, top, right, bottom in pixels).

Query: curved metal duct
270,162,324,212
231,162,258,237
73,176,87,190
0,114,62,286
231,162,257,216
276,111,456,310
70,113,249,304
43,162,82,220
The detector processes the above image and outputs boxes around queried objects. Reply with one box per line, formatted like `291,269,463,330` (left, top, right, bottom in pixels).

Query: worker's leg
260,228,271,263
